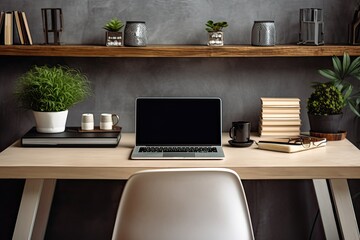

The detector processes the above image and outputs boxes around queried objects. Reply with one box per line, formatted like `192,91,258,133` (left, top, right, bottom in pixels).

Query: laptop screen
136,98,222,146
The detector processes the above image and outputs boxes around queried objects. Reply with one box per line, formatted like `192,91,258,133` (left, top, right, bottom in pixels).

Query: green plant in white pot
15,65,91,133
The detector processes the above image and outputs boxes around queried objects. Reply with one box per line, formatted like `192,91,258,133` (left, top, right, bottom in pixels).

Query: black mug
229,121,251,143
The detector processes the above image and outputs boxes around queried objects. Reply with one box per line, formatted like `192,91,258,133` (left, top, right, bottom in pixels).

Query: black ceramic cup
229,121,251,143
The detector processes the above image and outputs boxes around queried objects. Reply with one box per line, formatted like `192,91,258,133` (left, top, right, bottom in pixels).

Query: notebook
131,97,225,159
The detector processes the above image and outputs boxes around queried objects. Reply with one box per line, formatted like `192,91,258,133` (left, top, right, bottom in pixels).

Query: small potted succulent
205,20,228,46
307,83,345,133
15,65,91,133
104,18,125,47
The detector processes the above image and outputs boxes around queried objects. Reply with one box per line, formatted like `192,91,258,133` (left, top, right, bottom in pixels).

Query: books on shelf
259,97,301,137
0,12,4,43
21,127,122,147
257,136,327,153
4,12,13,45
21,11,32,45
14,11,24,44
0,10,32,45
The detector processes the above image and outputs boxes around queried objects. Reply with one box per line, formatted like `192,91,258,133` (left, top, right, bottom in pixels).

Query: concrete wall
0,0,359,239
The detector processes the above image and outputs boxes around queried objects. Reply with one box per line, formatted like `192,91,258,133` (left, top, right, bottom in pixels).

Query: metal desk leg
329,179,360,240
313,179,340,240
12,179,56,240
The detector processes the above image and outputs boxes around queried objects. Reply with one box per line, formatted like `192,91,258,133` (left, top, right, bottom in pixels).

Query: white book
257,136,327,153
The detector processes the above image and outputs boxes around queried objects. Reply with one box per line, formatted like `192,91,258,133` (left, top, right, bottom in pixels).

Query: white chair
112,168,254,240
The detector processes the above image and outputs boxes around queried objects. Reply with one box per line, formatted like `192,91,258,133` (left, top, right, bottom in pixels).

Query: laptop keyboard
139,146,218,153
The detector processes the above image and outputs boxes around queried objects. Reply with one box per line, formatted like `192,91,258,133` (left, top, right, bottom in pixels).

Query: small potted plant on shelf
104,18,124,47
205,20,228,46
15,65,92,133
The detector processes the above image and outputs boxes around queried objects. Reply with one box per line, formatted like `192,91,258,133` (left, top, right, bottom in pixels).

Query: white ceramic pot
33,110,68,133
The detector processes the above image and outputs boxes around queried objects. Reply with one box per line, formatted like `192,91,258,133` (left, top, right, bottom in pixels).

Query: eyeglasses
288,136,327,148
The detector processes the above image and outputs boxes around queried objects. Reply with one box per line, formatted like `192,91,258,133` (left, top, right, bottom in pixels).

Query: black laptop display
131,97,225,159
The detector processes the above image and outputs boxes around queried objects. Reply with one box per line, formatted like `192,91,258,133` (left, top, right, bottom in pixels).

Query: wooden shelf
0,44,360,57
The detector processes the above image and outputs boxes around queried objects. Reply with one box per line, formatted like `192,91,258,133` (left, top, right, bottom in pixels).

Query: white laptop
131,97,225,160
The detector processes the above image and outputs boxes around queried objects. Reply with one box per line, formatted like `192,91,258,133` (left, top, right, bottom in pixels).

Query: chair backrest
112,168,254,240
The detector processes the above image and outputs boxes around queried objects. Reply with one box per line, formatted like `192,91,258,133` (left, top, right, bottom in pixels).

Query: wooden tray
78,126,122,133
310,131,346,141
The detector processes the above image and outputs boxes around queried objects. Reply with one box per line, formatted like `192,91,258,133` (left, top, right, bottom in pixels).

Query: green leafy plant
103,18,124,32
15,65,92,112
318,52,360,116
307,83,345,115
205,20,228,32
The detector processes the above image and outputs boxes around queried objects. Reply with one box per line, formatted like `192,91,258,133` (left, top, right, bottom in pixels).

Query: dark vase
308,113,343,133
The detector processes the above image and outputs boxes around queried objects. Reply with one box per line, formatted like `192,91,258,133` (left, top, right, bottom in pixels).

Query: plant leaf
343,84,353,102
349,100,360,117
332,55,342,76
348,56,360,75
318,69,338,81
342,52,351,77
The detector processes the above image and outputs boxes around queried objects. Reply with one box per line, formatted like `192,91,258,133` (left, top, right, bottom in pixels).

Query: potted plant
318,52,360,117
15,65,91,133
307,83,345,133
104,18,124,47
307,52,360,135
205,20,228,46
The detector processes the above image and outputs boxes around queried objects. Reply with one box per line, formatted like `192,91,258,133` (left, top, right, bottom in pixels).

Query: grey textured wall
0,0,360,239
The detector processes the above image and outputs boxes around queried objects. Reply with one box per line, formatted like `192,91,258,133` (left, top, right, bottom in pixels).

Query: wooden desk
0,133,359,239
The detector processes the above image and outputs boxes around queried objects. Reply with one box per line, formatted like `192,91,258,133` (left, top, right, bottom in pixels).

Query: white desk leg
313,179,340,240
32,179,56,240
329,179,360,240
12,179,56,240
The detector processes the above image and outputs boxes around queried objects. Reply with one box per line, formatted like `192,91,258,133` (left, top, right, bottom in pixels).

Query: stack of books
259,97,301,137
0,11,33,45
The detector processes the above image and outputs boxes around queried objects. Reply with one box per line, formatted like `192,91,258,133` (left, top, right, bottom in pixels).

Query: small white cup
100,113,119,130
81,113,94,130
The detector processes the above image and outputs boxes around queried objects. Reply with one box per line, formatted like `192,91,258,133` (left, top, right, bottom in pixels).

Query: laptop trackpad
163,152,196,158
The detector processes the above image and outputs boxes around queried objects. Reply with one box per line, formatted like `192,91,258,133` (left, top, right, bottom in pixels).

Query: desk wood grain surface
0,133,359,180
